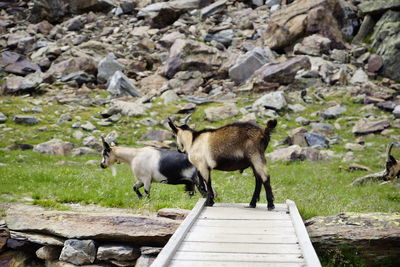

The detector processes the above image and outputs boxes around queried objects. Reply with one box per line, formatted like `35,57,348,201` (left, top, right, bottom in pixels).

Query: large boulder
293,34,332,56
252,56,311,85
306,212,400,266
358,0,400,15
107,71,141,97
370,10,400,82
30,0,116,23
229,47,275,84
33,139,74,156
138,0,201,28
163,39,223,79
205,104,239,122
44,57,97,82
5,204,179,246
253,91,287,111
1,71,43,95
267,145,326,162
261,0,345,50
97,53,125,84
352,119,390,135
0,51,40,76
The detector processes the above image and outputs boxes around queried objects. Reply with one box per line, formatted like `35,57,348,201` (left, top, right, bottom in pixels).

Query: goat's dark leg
263,174,275,210
248,166,262,208
184,181,195,197
143,179,151,198
133,181,144,199
205,177,215,206
251,155,274,210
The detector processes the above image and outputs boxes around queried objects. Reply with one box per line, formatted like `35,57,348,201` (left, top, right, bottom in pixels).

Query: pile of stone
0,203,185,267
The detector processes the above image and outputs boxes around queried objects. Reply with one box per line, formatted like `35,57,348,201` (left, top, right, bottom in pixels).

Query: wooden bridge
152,199,321,267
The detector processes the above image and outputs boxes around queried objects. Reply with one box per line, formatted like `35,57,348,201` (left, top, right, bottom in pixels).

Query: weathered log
350,170,388,186
351,142,400,186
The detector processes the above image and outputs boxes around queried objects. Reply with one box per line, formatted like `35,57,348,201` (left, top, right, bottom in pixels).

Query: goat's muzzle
100,163,107,169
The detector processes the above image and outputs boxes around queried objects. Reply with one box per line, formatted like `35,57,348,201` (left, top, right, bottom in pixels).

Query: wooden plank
214,203,288,212
200,207,291,220
189,225,295,235
170,260,306,267
185,232,298,244
287,200,321,267
195,219,293,228
151,198,206,267
178,241,302,254
173,251,305,263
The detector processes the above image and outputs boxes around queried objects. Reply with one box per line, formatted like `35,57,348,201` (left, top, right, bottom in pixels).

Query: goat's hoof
247,204,256,208
205,200,214,207
267,204,275,211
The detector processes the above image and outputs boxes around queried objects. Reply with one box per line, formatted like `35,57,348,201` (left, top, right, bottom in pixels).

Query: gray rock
33,139,74,155
350,69,369,84
358,0,400,15
330,49,350,64
344,143,365,151
0,112,7,123
293,34,331,56
71,147,99,156
321,105,346,119
45,57,97,82
81,121,96,132
267,145,326,162
305,132,329,148
97,53,125,84
204,29,234,47
110,100,148,117
82,136,101,149
13,115,40,125
65,16,83,31
161,90,179,104
164,39,222,79
36,246,62,260
140,130,173,142
393,106,400,118
0,51,40,76
252,56,311,85
352,119,390,135
10,230,64,246
253,91,287,111
310,123,334,135
370,10,400,82
201,0,227,18
97,245,140,261
2,71,43,94
107,71,141,97
306,212,400,266
5,203,179,246
59,239,96,265
266,0,279,7
57,114,72,125
205,104,239,121
60,71,95,86
288,104,306,113
157,208,190,220
30,0,115,23
229,47,274,84
72,130,85,140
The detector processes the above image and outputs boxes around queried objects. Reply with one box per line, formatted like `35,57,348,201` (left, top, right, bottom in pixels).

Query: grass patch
0,93,399,219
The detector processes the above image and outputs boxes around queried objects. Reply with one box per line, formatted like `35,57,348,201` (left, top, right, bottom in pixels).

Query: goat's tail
264,119,277,137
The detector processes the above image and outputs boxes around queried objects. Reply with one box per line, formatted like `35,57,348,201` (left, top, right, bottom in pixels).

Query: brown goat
386,142,400,180
168,117,277,210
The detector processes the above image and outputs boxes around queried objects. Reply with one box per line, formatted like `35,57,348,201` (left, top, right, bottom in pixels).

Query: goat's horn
182,114,192,125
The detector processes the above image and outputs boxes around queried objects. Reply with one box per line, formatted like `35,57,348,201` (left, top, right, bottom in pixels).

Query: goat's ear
168,116,178,134
101,136,111,150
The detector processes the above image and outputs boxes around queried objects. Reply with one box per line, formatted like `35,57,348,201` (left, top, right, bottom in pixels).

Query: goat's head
100,136,117,168
168,115,193,153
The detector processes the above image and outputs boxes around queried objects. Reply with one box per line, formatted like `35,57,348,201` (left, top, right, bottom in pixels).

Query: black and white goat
168,117,277,210
100,137,206,198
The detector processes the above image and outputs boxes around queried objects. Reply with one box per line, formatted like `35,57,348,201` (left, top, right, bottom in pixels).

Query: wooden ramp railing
152,199,321,267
